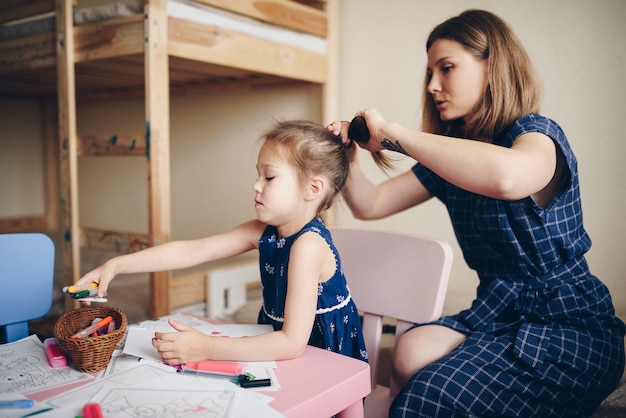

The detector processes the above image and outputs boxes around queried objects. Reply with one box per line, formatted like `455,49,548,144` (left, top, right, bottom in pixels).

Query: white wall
334,0,626,318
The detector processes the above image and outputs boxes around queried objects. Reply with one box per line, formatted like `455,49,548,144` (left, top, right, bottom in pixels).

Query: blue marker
0,399,35,409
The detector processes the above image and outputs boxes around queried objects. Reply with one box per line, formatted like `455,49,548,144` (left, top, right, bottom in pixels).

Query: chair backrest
0,233,55,343
330,227,453,390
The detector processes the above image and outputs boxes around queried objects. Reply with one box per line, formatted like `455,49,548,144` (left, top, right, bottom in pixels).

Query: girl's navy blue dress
391,114,625,417
257,217,368,363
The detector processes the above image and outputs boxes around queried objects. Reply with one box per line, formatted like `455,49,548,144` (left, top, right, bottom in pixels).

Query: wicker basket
54,306,127,373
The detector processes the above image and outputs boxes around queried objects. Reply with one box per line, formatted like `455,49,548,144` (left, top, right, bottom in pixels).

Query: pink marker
184,360,245,375
43,337,67,368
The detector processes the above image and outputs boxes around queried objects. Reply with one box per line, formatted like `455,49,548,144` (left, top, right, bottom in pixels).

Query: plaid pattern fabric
393,114,626,417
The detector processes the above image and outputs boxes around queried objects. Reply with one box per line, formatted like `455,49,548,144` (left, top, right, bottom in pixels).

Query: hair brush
348,116,370,144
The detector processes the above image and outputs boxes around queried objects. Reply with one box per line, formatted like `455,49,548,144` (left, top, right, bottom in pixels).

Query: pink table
263,345,371,417
23,315,371,417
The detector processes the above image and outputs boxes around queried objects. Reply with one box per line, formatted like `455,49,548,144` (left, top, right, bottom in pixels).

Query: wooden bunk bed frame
0,0,338,318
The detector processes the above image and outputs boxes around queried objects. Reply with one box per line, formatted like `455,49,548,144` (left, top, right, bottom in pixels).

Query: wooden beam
170,271,207,310
56,0,80,312
0,217,49,232
80,227,151,254
322,0,338,124
77,133,147,157
193,0,326,37
74,15,144,63
168,17,327,84
145,0,172,318
0,0,58,24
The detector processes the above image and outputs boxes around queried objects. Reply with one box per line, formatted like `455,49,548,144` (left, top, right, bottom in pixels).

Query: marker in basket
71,316,113,339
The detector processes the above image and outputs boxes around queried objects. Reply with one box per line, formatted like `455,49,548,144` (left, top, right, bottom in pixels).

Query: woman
328,9,624,418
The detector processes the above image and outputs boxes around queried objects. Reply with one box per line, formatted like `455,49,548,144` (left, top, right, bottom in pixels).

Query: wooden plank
77,133,147,156
0,216,49,232
145,0,172,318
56,0,80,312
80,227,151,253
0,32,57,73
0,0,57,24
170,271,207,309
321,0,337,124
168,17,327,84
74,15,144,63
193,0,326,37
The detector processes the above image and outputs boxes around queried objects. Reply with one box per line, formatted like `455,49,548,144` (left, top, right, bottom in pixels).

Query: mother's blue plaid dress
390,114,625,417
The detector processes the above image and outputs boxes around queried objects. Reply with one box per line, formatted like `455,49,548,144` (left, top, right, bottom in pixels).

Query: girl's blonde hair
260,120,349,214
422,9,542,141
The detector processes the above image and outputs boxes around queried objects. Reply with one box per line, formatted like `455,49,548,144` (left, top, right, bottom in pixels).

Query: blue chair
0,233,55,343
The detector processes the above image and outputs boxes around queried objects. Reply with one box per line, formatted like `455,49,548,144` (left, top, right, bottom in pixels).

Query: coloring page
0,335,92,395
44,362,175,409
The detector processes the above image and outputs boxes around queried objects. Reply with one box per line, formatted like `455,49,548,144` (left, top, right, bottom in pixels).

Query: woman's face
426,38,489,122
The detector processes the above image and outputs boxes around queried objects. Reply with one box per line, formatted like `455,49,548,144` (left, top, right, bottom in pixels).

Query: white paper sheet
90,373,284,417
0,335,93,395
122,319,273,363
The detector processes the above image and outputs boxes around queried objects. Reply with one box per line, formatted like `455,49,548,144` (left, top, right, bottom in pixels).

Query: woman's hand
354,108,388,153
152,319,210,365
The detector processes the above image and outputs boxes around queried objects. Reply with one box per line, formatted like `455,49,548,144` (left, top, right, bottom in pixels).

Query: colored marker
0,399,34,409
177,368,242,384
78,297,108,303
82,403,104,418
20,408,54,417
71,288,100,299
184,360,246,375
71,316,113,339
64,282,98,293
240,377,272,388
43,337,67,368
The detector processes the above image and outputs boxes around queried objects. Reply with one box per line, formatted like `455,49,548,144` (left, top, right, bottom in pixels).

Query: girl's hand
326,120,350,145
73,261,117,305
153,319,209,365
327,120,359,163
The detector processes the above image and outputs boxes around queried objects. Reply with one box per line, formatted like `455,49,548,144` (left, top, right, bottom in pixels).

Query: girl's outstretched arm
153,231,329,363
76,220,265,297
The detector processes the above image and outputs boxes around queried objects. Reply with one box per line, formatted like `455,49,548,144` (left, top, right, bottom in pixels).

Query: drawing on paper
97,387,237,417
0,335,91,394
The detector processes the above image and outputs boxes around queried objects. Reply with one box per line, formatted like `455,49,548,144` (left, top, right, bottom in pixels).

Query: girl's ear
305,175,326,201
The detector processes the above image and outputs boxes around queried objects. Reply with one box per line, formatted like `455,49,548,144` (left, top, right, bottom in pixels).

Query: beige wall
1,0,624,319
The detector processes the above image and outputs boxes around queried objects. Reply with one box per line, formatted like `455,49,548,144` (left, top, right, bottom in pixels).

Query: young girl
75,120,367,365
328,9,624,418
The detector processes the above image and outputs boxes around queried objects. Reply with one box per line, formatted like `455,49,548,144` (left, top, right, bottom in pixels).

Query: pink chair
330,227,453,418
